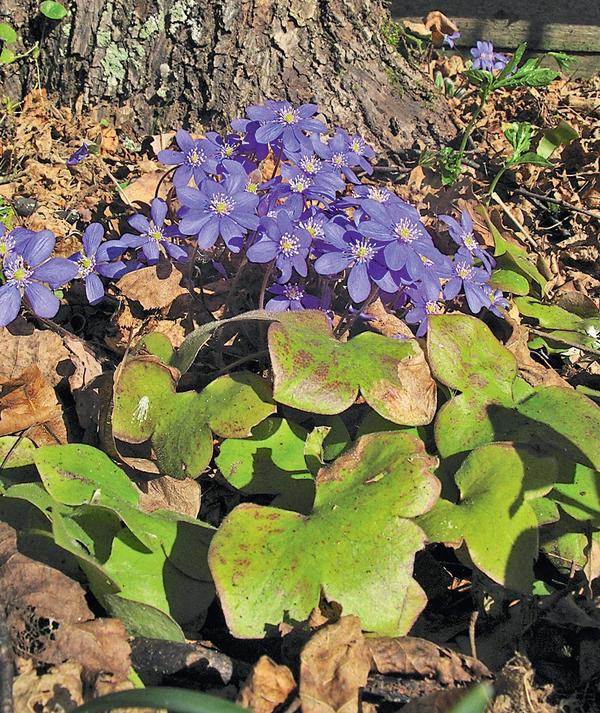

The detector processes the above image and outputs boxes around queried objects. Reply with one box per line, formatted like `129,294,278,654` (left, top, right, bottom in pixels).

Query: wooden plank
389,0,600,53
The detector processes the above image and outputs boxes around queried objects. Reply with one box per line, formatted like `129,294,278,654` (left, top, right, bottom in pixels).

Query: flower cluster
1,100,506,335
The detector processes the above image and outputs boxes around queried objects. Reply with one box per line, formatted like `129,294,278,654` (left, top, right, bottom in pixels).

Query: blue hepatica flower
276,164,344,214
360,201,431,272
439,209,495,270
66,143,90,166
443,31,460,49
314,219,396,303
246,210,311,283
312,130,362,184
0,225,35,263
178,161,260,252
344,133,375,175
0,230,78,326
121,198,188,263
157,130,219,187
70,223,129,304
443,249,491,314
265,282,320,312
245,101,328,153
205,132,256,174
470,41,508,72
405,283,446,337
483,286,510,318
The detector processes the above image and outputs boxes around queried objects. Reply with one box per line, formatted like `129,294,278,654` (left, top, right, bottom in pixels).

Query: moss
97,30,111,48
139,12,165,40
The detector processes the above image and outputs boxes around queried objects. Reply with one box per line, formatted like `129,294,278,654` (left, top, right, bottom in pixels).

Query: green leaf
216,417,315,513
0,47,15,64
446,684,493,713
427,314,517,399
0,22,17,43
493,43,527,85
489,268,530,295
463,69,494,87
503,121,532,156
551,462,600,524
498,59,559,89
510,152,554,168
515,296,584,330
498,243,547,294
68,687,245,713
537,120,578,159
546,51,576,72
0,435,37,487
39,0,68,19
209,432,439,638
419,444,558,591
133,332,175,364
112,357,275,479
268,311,436,425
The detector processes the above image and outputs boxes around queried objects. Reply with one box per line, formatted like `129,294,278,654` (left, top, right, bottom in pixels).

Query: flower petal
150,198,168,228
82,223,104,256
128,214,151,234
24,282,60,318
0,283,22,327
21,230,55,267
33,258,79,288
85,273,105,304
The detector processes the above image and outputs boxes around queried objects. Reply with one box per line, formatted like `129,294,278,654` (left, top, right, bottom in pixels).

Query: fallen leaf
368,637,490,686
116,262,188,311
423,11,459,47
0,522,131,679
0,365,67,445
62,335,104,430
0,329,70,386
13,662,84,713
505,320,572,388
299,616,371,713
237,655,296,713
137,476,201,518
123,169,171,204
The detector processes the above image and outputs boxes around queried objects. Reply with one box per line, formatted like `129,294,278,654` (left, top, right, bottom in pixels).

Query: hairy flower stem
270,147,284,180
457,85,492,159
334,287,379,339
258,262,274,310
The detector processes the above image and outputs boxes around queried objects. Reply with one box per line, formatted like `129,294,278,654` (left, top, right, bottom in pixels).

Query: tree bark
0,0,453,151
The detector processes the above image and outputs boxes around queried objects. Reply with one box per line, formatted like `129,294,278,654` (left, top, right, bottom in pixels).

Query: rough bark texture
0,0,454,151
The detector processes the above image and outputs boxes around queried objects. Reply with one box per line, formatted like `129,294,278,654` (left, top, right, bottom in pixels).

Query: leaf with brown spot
299,617,371,713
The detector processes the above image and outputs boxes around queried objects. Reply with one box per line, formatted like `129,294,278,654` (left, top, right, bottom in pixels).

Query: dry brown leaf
505,320,572,389
62,335,104,430
137,476,201,518
299,616,371,713
116,262,188,311
237,655,296,713
489,653,554,713
0,330,70,386
368,636,491,686
0,365,67,445
0,522,131,680
423,11,458,47
13,662,84,713
123,169,171,204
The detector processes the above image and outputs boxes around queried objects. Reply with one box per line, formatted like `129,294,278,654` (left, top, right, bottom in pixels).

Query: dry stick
514,187,600,222
490,192,538,251
0,606,13,713
468,610,479,661
527,327,600,359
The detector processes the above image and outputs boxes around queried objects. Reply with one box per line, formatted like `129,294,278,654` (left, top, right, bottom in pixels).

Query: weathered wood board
390,0,600,76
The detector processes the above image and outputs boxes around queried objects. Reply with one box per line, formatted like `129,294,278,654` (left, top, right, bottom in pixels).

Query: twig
490,192,538,251
527,327,600,358
468,610,479,661
0,606,13,713
514,188,600,222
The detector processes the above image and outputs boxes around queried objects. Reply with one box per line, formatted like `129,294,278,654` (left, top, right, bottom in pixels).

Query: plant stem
95,156,133,207
457,85,491,159
258,263,274,310
487,164,508,199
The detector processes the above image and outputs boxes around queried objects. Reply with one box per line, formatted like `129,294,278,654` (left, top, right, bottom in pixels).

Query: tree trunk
0,0,453,152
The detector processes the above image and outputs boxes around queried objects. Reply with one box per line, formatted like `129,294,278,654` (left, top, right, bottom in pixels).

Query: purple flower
0,226,35,263
483,286,509,318
275,164,344,213
66,143,90,166
314,220,396,303
178,161,260,252
229,119,271,161
0,230,78,326
438,210,495,269
312,130,361,184
405,283,446,337
359,201,431,272
443,31,460,49
70,223,129,304
245,101,327,153
470,41,508,72
402,241,452,295
265,282,320,312
121,198,188,263
343,133,376,175
157,130,219,187
443,249,491,314
246,210,311,283
205,132,256,174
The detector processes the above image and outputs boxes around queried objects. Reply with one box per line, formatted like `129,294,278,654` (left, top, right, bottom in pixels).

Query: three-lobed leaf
209,432,439,638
